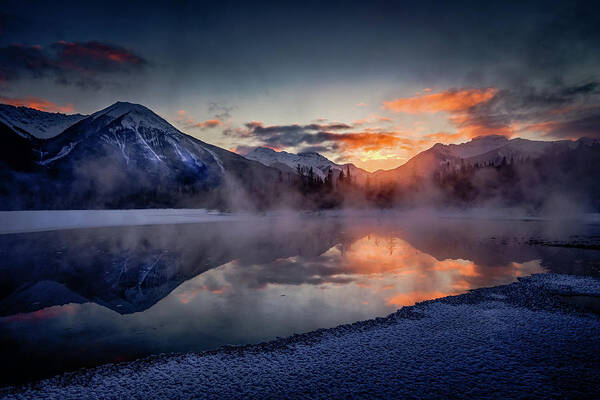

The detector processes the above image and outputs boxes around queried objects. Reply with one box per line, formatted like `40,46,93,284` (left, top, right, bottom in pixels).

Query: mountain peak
86,101,179,135
92,101,153,120
430,135,511,159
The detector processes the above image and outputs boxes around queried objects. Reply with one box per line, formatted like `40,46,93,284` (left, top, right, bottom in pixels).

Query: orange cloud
382,88,515,141
423,131,468,143
176,111,223,130
353,114,393,125
329,131,411,152
0,96,75,113
383,88,497,114
195,118,222,129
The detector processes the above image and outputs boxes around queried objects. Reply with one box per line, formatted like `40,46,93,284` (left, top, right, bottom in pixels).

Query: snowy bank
0,209,249,234
2,274,599,399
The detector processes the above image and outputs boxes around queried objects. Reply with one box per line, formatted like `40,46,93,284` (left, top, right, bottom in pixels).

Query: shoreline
1,208,599,236
2,273,599,399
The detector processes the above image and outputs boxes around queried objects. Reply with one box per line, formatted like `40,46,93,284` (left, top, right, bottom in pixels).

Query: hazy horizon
1,0,599,171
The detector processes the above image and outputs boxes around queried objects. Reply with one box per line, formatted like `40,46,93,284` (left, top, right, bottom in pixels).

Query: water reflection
0,215,598,384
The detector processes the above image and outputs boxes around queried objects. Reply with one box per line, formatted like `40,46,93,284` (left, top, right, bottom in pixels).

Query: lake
1,211,599,384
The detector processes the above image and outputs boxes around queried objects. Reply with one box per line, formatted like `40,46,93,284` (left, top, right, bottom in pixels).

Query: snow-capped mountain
0,102,281,209
373,135,599,184
40,102,225,177
2,100,599,210
245,147,369,183
246,147,337,178
431,135,510,159
0,104,86,139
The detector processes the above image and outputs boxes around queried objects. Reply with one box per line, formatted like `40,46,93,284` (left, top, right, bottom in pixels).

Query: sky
0,0,599,171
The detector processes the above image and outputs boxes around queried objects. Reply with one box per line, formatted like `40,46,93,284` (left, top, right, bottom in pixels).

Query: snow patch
38,141,79,165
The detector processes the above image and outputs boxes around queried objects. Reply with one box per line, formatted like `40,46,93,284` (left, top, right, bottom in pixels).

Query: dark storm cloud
451,82,600,139
0,0,599,137
518,2,600,86
298,146,332,154
532,114,600,139
0,41,147,88
229,121,410,153
244,122,352,136
234,122,348,148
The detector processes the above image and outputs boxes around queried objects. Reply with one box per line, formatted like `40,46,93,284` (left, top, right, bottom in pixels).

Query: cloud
196,118,222,128
0,95,74,113
178,116,223,130
353,114,393,125
228,81,600,171
0,41,147,88
383,88,498,114
384,83,600,140
298,145,331,154
177,102,234,132
208,102,234,120
52,41,145,71
176,108,228,131
231,120,418,156
459,83,600,139
525,114,600,139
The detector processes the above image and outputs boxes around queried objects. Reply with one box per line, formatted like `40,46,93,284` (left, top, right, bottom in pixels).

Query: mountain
2,101,599,211
433,135,511,158
0,102,282,210
373,135,595,184
245,147,370,184
0,104,86,139
371,134,600,210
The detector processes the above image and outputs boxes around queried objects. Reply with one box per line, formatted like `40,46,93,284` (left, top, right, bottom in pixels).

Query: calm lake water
1,213,599,384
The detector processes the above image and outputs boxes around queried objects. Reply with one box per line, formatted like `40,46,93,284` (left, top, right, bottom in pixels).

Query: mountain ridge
1,101,599,210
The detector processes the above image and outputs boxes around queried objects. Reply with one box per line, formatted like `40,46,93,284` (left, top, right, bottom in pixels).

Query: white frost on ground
525,273,600,295
2,274,599,399
0,209,252,235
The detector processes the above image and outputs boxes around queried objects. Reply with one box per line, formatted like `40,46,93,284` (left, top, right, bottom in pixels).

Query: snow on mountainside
1,101,284,209
432,135,510,159
430,135,597,167
245,147,338,178
245,147,370,183
40,101,225,175
372,134,600,185
0,104,86,139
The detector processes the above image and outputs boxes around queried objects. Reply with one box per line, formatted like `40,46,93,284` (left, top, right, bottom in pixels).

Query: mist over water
0,211,599,384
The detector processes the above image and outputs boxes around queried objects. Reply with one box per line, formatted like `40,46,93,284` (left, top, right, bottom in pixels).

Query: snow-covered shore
2,273,599,399
0,209,243,234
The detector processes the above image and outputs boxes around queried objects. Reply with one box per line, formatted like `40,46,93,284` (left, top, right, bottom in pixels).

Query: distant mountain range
1,102,599,210
371,134,598,184
245,147,370,184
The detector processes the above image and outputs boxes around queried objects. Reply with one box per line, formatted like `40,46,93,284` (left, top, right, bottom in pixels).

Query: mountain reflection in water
0,215,598,384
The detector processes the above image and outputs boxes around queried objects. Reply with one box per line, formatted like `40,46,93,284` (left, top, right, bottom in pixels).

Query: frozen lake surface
0,209,242,234
0,211,599,385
